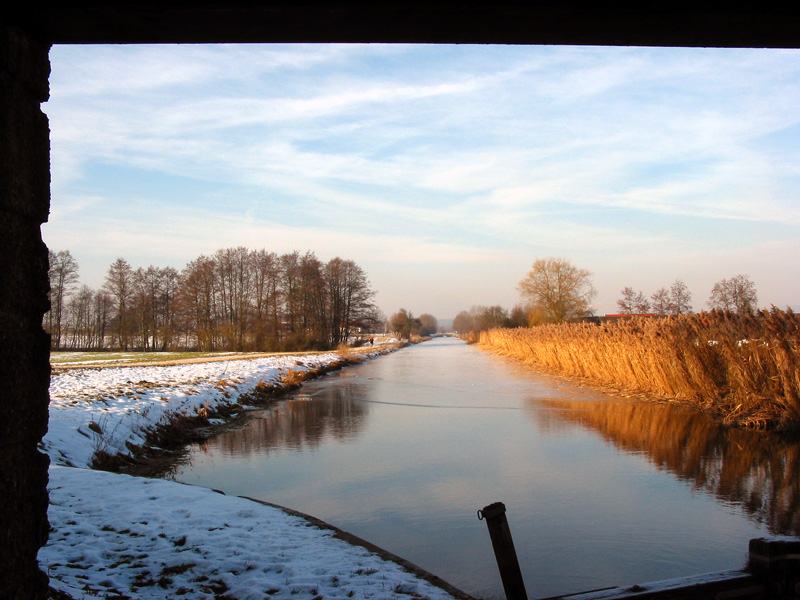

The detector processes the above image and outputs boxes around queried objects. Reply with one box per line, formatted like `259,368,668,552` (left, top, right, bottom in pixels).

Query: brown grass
336,342,358,361
479,308,800,432
281,368,306,389
463,332,480,345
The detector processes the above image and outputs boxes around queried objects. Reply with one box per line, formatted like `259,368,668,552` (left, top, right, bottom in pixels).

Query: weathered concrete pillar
0,21,53,600
748,537,800,600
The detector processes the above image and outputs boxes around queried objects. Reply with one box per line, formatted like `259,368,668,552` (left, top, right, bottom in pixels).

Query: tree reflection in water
197,385,369,457
535,398,800,535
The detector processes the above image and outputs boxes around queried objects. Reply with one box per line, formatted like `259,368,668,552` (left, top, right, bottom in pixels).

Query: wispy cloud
43,44,800,316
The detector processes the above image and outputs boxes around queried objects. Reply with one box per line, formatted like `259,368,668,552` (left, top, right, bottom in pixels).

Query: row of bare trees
452,305,528,335
46,247,381,352
618,274,758,316
447,258,762,336
452,257,593,335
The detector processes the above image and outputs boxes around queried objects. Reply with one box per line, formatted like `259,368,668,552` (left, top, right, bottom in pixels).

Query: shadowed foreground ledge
3,3,800,598
8,4,800,47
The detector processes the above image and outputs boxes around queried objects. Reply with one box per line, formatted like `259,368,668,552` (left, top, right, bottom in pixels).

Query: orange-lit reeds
480,308,800,432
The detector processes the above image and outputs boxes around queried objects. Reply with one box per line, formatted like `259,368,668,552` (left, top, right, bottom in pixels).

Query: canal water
169,337,800,599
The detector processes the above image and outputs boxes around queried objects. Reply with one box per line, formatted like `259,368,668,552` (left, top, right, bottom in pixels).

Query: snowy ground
40,346,466,600
42,467,462,600
44,350,363,469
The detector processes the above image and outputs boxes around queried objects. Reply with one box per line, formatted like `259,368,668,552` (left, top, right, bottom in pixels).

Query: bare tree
47,249,80,349
452,310,474,335
450,305,520,332
156,266,180,349
178,255,218,351
670,279,693,314
65,284,93,348
298,252,327,345
325,257,376,346
468,305,509,331
277,250,328,348
391,308,419,340
650,280,693,316
280,251,301,337
518,257,596,323
103,258,134,349
509,305,529,328
418,313,438,336
617,287,650,314
131,266,156,350
214,247,253,350
126,265,179,351
92,289,113,349
250,249,281,349
650,287,672,316
708,274,758,313
91,247,378,353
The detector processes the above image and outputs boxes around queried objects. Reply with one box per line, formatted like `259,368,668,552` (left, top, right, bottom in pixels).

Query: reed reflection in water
536,398,800,536
171,338,795,598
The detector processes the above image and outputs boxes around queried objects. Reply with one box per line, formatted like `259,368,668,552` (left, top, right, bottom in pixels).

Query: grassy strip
51,350,239,364
50,345,399,372
479,308,800,432
51,349,335,370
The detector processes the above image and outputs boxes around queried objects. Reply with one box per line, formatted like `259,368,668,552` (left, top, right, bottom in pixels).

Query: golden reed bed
479,308,800,432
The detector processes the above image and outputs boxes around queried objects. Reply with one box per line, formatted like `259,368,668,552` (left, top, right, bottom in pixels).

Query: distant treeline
452,305,528,336
480,308,800,432
46,247,381,352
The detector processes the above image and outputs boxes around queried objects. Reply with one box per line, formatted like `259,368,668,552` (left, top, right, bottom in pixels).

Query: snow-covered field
40,347,465,600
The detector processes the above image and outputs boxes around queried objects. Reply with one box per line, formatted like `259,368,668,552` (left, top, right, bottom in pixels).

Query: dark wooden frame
3,4,800,598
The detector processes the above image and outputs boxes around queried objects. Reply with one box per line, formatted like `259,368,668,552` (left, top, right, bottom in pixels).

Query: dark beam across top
8,3,800,48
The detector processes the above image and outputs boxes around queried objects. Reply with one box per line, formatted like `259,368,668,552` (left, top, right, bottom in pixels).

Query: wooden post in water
478,502,528,600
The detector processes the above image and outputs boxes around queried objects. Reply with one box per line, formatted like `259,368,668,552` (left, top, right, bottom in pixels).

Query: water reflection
198,386,369,457
536,398,800,535
172,339,799,598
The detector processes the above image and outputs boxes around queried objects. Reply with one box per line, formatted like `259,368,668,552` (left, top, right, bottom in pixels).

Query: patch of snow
41,466,460,600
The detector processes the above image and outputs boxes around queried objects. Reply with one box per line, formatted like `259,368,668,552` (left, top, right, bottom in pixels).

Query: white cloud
43,44,800,317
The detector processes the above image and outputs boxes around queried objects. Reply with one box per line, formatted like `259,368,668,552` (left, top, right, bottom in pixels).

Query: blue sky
43,44,800,320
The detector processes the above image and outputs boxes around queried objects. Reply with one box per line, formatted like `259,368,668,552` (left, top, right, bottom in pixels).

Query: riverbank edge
89,343,407,474
43,465,479,600
46,338,479,600
474,340,800,445
245,497,477,600
475,341,747,427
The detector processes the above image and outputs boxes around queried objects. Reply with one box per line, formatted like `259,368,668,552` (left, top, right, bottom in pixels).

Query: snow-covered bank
44,349,393,469
40,345,469,600
42,466,464,600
